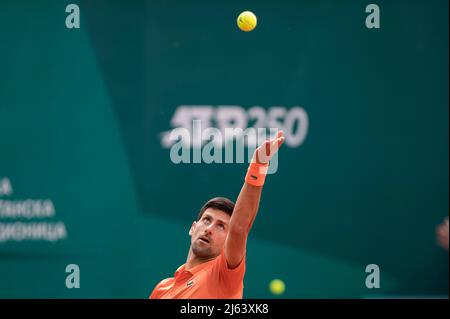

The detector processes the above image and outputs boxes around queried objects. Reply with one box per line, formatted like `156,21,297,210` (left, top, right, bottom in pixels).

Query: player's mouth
198,236,210,244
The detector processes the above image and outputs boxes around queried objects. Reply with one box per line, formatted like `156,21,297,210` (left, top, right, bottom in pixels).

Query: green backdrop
0,0,448,298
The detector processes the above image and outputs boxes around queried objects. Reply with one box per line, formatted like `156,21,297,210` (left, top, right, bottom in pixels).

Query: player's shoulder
158,277,174,286
151,277,174,294
149,277,175,299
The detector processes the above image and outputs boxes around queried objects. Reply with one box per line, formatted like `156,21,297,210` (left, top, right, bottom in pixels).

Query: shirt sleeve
149,284,160,299
212,249,246,295
149,280,165,299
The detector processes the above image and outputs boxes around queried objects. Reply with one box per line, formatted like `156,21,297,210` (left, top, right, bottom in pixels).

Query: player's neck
185,248,216,270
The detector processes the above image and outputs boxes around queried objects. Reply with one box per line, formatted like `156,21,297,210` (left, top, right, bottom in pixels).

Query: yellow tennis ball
269,279,285,295
237,11,257,32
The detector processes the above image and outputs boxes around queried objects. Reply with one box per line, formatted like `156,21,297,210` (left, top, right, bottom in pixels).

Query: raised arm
224,131,285,268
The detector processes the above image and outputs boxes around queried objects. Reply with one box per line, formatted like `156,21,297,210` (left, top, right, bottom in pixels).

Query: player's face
189,208,230,259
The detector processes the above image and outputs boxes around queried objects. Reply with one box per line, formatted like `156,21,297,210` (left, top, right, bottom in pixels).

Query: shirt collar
174,258,217,278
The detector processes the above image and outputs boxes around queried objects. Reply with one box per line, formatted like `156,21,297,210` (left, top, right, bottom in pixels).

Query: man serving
150,131,285,299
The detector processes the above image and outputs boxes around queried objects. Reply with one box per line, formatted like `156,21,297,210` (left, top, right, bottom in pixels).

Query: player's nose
204,226,213,235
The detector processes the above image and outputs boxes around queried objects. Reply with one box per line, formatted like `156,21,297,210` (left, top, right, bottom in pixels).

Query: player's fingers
269,136,284,153
269,139,278,150
272,136,285,148
267,131,283,144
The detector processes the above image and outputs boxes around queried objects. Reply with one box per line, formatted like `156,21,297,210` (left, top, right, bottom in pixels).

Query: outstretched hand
253,130,285,164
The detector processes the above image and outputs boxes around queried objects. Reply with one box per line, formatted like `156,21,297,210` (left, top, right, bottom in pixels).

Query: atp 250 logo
160,105,309,149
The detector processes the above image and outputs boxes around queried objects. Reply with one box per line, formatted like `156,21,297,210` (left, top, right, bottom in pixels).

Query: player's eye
218,224,225,230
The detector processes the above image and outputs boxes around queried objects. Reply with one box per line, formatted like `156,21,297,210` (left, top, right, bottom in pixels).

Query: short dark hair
197,197,235,220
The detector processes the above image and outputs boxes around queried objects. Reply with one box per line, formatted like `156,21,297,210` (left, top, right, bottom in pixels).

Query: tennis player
149,131,285,299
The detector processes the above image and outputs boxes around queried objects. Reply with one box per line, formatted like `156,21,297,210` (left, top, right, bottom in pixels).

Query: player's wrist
245,161,269,187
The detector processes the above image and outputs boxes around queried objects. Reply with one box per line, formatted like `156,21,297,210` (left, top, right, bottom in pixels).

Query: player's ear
189,221,197,236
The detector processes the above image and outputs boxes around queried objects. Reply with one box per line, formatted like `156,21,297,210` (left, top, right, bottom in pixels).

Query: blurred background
0,0,448,298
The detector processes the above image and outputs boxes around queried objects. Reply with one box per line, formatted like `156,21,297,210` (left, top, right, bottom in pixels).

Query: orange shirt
149,250,246,299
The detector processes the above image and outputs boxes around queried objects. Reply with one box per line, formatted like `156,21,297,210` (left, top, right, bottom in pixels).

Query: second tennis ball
237,11,257,32
269,279,285,295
